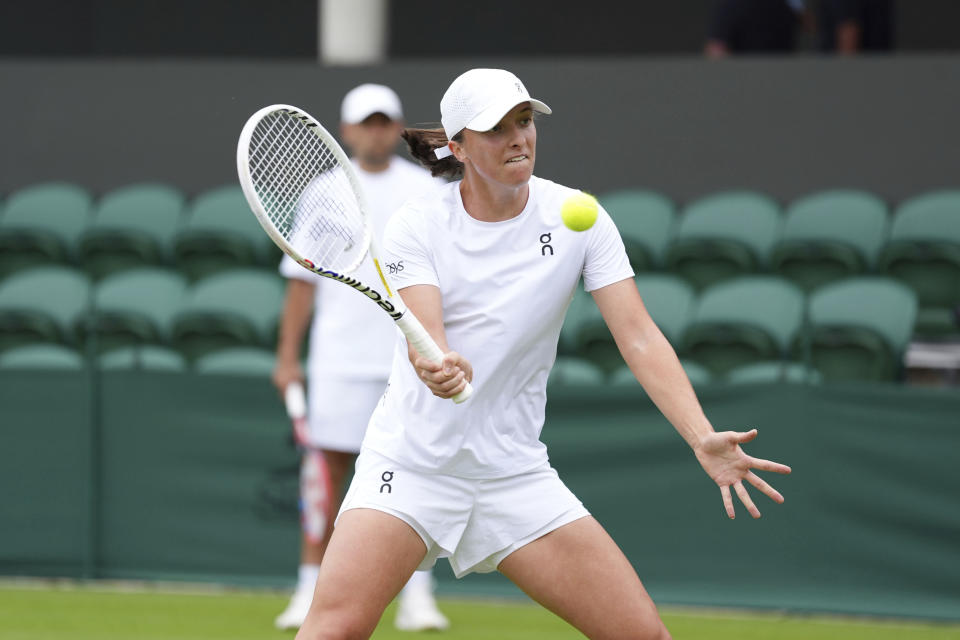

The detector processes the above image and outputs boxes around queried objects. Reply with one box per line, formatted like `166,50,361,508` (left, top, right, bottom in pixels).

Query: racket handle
396,313,473,404
284,381,308,420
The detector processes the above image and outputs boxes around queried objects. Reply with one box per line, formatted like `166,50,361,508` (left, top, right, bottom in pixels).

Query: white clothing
304,377,386,452
339,446,590,578
279,156,443,381
365,176,634,479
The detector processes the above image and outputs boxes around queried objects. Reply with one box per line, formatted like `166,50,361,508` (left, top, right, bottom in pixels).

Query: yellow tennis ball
561,192,599,232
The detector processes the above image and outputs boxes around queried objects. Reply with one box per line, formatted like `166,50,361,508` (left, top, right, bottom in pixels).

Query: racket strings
247,111,368,272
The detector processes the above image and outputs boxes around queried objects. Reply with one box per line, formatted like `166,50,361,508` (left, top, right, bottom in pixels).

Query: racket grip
396,313,473,404
284,381,308,420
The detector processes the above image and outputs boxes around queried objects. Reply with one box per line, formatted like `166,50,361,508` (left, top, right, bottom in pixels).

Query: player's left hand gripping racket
237,104,472,403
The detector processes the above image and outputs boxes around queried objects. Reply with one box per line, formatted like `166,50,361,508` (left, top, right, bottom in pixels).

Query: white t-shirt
279,156,442,379
364,176,634,478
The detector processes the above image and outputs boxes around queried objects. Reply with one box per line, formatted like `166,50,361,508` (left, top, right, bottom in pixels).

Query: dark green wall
2,370,958,619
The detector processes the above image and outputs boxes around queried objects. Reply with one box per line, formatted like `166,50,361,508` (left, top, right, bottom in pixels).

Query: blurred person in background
705,0,807,57
272,83,448,633
818,0,894,53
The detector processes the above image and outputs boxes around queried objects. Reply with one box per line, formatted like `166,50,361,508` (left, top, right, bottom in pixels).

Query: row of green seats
601,188,960,336
560,274,918,383
0,264,928,382
0,182,278,281
0,266,284,360
549,357,822,388
0,343,278,376
1,342,820,388
2,183,955,336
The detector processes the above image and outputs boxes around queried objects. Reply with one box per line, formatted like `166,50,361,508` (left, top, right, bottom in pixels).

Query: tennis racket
237,104,472,403
284,381,332,543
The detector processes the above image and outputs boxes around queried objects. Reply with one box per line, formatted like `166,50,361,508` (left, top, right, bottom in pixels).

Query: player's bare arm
592,278,791,518
273,278,316,392
398,283,472,399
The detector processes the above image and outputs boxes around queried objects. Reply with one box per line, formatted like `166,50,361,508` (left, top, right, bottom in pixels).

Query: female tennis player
294,68,791,640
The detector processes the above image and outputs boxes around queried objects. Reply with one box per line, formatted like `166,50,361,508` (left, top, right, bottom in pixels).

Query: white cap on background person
340,83,404,124
435,68,551,158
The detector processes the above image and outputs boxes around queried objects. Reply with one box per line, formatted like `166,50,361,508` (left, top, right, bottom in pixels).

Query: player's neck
459,175,529,223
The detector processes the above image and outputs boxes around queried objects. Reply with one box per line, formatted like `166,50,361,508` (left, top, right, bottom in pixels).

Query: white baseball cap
340,83,404,124
435,68,551,159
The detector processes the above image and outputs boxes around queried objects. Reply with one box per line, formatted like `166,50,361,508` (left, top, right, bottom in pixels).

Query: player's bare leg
498,516,671,640
295,508,427,640
276,450,356,630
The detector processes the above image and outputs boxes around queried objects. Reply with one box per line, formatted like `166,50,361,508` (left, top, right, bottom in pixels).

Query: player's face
457,103,536,189
341,113,403,169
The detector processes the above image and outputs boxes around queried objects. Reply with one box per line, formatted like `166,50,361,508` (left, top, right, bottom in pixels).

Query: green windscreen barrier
1,371,958,619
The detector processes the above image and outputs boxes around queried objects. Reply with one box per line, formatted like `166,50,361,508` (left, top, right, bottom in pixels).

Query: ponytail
401,127,464,179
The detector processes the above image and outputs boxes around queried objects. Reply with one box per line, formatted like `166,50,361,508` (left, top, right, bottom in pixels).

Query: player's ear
449,138,467,163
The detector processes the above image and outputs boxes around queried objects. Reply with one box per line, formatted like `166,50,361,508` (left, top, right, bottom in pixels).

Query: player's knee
637,621,672,640
613,614,670,640
297,613,377,640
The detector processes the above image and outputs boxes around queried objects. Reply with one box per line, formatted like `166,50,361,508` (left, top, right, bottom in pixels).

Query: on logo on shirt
540,233,554,256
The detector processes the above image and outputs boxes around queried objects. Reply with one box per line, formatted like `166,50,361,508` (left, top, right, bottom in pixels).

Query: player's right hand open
412,351,473,400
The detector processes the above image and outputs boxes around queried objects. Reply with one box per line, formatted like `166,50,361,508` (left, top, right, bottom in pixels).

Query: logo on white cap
434,69,551,159
341,84,403,125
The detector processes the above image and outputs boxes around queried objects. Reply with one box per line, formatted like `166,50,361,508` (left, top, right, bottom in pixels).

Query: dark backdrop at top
0,0,317,57
0,56,958,204
1,0,959,57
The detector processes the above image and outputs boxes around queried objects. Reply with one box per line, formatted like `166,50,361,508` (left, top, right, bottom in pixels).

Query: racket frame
237,104,472,403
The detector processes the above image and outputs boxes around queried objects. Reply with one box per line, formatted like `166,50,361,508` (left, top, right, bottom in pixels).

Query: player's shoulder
532,175,581,205
530,176,614,233
387,181,456,233
531,175,587,220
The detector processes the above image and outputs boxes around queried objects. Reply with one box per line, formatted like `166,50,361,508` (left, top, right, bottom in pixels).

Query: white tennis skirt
338,446,591,578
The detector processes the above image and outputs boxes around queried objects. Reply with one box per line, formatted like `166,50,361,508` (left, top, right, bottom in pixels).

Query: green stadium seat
194,347,279,377
78,183,185,279
547,356,606,387
800,277,917,382
0,266,91,352
666,190,782,290
558,288,595,356
561,275,695,373
597,189,676,270
85,268,187,353
171,268,284,360
879,190,960,338
682,276,804,375
772,189,889,291
0,343,84,370
609,359,713,387
174,185,275,280
634,274,695,347
724,361,822,385
559,287,622,374
99,345,188,372
0,182,93,277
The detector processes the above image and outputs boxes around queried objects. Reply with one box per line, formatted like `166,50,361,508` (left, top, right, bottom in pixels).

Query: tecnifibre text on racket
237,104,472,403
